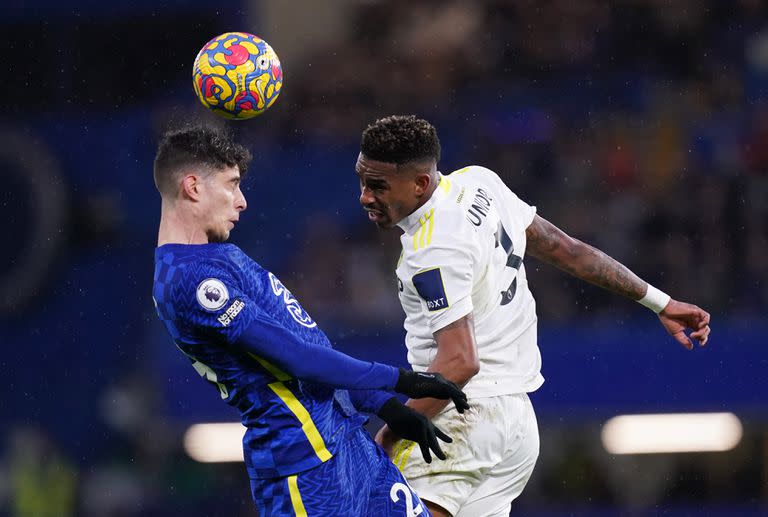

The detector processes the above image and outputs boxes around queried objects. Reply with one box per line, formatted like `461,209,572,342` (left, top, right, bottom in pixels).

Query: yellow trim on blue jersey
287,475,308,516
250,353,333,463
250,353,292,381
267,382,334,462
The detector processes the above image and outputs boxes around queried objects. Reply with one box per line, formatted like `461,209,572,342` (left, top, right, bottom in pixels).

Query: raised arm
525,214,711,348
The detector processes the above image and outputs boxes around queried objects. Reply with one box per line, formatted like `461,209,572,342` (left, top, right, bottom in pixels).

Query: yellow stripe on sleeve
287,475,308,516
267,382,333,462
249,353,333,463
249,353,292,381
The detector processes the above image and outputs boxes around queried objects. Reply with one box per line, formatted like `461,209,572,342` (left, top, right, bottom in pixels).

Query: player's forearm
348,389,395,414
429,314,481,385
401,319,480,419
404,396,450,420
235,319,399,390
526,215,647,301
399,364,472,419
551,238,647,300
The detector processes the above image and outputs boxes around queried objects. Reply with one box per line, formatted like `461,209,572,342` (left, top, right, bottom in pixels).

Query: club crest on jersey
412,268,449,312
268,272,317,328
196,278,230,312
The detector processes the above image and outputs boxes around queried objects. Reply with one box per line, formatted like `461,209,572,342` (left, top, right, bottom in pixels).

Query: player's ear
413,172,431,197
181,174,202,201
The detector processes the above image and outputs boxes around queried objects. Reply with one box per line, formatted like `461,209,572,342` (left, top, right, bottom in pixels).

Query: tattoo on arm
526,215,646,300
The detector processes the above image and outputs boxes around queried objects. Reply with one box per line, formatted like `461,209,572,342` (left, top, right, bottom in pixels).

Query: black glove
377,397,452,463
394,368,469,413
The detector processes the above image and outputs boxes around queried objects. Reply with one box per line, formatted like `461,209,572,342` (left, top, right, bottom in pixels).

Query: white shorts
392,393,539,517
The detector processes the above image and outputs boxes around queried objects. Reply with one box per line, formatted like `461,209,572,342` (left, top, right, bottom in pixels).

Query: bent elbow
455,356,480,384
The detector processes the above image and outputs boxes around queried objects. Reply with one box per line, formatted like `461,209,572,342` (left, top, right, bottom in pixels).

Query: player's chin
367,210,393,228
209,229,231,243
372,218,393,229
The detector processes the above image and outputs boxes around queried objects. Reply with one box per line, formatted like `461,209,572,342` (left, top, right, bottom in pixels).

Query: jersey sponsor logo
268,272,317,328
466,187,492,226
196,278,230,311
217,299,245,326
412,268,449,312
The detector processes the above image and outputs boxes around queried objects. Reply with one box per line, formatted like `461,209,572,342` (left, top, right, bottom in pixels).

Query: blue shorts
250,427,430,516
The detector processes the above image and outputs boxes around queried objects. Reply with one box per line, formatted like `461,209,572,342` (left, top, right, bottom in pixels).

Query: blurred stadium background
1,0,767,515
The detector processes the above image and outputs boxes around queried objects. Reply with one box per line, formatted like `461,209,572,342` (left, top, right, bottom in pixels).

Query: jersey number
495,221,522,306
390,482,423,516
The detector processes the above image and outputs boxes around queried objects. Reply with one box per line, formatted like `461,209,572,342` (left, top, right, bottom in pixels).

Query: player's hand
658,299,711,350
376,398,452,463
395,368,469,413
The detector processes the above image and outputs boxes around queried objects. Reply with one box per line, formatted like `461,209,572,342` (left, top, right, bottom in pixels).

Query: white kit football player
355,115,711,517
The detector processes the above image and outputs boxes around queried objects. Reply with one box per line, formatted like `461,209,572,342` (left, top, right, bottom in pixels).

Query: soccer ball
192,32,283,120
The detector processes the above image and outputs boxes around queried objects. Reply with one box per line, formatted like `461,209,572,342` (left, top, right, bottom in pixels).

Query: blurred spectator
7,428,77,517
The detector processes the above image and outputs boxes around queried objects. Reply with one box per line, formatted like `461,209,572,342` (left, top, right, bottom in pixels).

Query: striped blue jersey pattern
152,243,367,479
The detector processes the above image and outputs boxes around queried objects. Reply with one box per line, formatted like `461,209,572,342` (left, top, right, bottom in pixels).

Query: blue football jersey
153,243,374,479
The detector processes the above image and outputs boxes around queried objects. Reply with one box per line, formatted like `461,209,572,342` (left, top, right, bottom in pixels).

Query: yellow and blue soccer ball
192,32,283,120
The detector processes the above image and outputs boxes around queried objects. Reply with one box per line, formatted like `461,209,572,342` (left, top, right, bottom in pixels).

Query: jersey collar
396,173,450,233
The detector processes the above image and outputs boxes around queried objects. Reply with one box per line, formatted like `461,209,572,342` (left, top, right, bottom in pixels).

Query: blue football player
151,126,468,516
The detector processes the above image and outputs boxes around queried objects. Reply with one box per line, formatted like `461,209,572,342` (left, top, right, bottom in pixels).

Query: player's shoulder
446,165,502,188
433,166,502,230
160,244,251,297
448,164,530,210
447,164,498,178
400,199,477,270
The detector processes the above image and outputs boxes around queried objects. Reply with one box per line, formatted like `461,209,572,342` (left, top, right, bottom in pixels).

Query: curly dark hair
153,125,252,195
360,115,441,165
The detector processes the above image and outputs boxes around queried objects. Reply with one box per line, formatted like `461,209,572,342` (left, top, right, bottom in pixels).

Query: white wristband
638,284,671,313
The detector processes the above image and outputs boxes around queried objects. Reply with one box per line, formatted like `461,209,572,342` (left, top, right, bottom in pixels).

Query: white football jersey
395,165,543,398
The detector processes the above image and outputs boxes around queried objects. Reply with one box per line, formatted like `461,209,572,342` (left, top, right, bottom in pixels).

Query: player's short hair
153,125,252,196
360,115,441,166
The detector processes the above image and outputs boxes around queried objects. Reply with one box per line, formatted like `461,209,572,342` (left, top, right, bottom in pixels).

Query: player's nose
236,190,247,211
359,186,374,206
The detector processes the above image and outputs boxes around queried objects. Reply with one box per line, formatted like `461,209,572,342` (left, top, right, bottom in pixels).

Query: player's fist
658,299,711,350
395,369,469,413
376,398,452,463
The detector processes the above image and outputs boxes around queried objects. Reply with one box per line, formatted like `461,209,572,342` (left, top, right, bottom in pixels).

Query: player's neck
406,175,440,218
157,207,209,246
